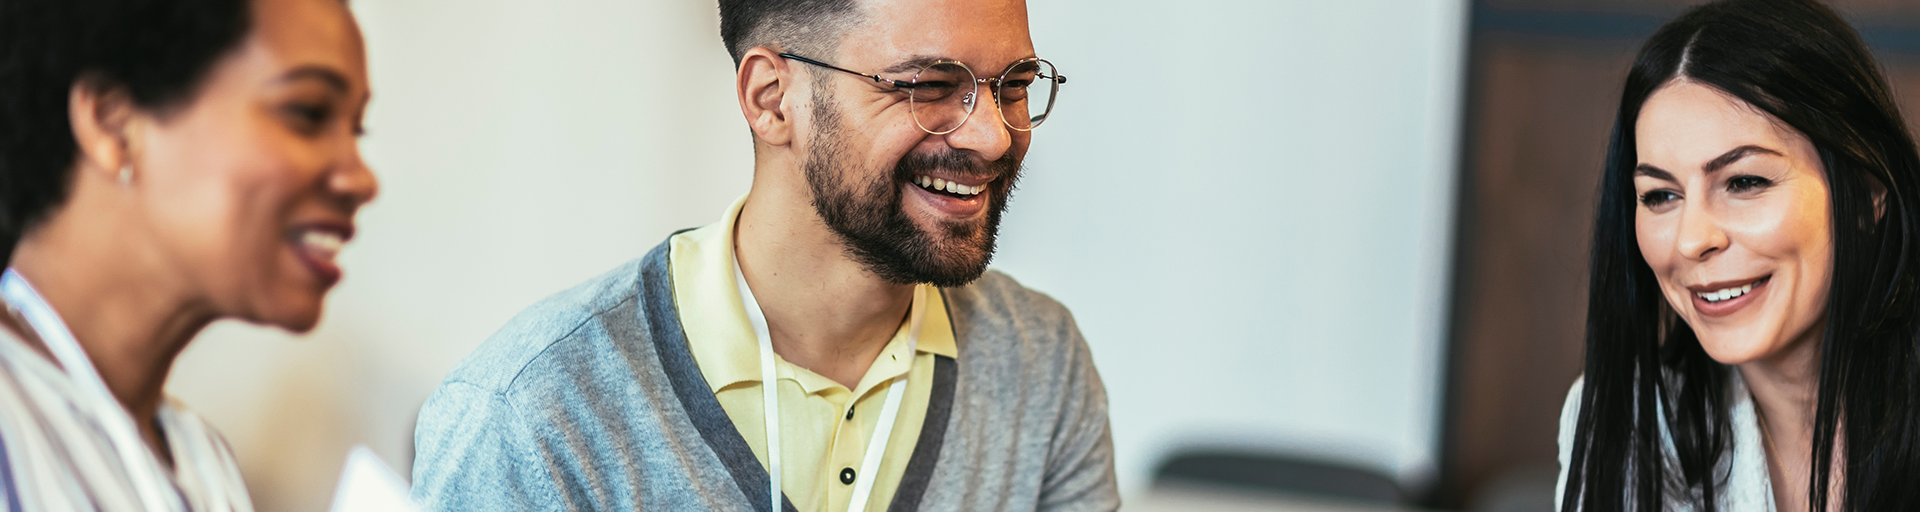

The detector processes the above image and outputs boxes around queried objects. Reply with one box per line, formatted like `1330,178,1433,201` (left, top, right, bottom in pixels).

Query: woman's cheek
1637,210,1675,274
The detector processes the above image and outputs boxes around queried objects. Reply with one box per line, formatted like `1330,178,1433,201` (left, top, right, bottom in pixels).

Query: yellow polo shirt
669,196,955,512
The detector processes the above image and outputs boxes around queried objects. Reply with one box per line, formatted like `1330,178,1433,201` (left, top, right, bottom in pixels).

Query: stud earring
117,165,132,186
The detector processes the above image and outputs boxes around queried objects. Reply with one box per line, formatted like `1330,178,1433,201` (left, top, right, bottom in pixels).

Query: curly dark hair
0,0,252,266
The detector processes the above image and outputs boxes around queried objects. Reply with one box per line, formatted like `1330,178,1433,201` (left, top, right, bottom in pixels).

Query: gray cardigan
410,238,1119,511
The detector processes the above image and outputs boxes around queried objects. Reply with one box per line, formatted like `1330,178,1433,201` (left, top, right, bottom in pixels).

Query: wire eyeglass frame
778,53,1064,135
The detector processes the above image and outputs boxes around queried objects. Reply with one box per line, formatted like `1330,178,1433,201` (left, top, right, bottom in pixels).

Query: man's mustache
893,150,1021,182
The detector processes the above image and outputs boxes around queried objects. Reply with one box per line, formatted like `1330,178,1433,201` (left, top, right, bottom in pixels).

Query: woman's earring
117,165,132,186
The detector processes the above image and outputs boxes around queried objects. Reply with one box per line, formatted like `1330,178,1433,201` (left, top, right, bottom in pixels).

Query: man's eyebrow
1634,164,1676,182
877,54,1046,75
882,56,946,74
279,65,350,93
1702,145,1784,174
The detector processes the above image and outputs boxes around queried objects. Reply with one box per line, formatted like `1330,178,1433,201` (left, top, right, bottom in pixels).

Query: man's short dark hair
718,0,862,65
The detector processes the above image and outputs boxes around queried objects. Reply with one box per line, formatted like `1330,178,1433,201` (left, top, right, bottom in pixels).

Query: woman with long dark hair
1556,0,1920,510
0,0,376,509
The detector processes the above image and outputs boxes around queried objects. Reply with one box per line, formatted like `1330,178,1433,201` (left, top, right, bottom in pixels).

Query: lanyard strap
0,270,183,512
733,260,923,512
842,293,920,512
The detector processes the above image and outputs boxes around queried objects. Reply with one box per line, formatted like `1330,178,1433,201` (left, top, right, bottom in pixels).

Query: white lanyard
733,259,924,512
0,269,187,512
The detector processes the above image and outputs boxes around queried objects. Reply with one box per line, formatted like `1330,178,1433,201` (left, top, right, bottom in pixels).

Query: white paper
328,445,420,512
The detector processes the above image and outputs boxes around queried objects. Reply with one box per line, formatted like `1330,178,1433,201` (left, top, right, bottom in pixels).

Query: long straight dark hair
1563,0,1920,510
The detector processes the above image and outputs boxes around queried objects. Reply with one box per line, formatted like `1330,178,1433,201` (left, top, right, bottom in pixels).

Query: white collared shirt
0,327,252,512
1556,373,1776,511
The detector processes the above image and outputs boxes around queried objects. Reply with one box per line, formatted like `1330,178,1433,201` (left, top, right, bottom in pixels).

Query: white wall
162,1,1467,510
1007,0,1469,493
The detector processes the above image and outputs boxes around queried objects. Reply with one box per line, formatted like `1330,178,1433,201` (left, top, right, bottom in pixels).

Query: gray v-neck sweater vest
410,238,1119,511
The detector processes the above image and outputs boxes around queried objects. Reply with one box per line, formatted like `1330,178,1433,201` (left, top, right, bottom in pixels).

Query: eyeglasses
779,53,1065,135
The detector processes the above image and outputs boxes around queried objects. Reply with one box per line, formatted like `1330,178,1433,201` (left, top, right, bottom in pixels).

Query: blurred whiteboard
999,0,1469,493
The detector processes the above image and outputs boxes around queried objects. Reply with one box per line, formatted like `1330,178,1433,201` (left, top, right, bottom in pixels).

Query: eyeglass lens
999,59,1058,131
907,60,1060,134
907,62,976,134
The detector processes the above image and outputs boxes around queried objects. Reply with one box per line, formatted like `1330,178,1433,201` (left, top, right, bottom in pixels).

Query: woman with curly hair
0,0,377,509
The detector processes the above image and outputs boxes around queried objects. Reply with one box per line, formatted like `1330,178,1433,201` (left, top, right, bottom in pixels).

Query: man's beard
803,90,1023,288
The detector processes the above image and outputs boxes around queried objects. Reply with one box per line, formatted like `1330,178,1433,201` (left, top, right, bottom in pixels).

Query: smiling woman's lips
289,225,350,286
1691,276,1770,318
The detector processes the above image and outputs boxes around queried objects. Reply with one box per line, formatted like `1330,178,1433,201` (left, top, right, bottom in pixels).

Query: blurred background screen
151,1,1920,511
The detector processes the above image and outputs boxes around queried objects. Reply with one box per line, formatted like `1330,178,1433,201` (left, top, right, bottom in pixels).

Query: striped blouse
0,326,252,511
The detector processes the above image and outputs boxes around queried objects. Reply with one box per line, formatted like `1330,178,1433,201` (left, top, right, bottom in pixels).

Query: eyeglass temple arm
781,53,1067,89
777,53,926,89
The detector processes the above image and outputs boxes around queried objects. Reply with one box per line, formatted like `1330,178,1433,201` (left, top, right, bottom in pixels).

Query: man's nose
942,89,1013,162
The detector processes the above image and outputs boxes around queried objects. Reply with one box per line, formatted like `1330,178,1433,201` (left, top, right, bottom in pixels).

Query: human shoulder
941,268,1097,386
1556,376,1585,511
1557,376,1591,461
1561,376,1585,430
943,269,1079,344
437,258,650,395
938,270,1120,508
0,326,77,436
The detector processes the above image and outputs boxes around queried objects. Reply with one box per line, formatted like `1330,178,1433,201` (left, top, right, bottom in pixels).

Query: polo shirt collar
670,195,958,396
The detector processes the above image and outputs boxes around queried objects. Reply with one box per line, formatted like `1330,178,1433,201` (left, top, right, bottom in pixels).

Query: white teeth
1698,282,1755,303
913,174,984,196
300,230,345,261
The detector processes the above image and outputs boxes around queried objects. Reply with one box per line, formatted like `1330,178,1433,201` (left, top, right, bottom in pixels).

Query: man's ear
67,76,138,180
737,47,799,148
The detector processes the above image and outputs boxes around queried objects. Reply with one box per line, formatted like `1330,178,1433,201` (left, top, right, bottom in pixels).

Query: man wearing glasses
410,0,1116,510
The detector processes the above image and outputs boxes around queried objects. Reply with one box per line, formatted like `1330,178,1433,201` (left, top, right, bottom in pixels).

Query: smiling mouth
296,229,347,263
288,224,354,287
1697,276,1770,303
912,174,987,198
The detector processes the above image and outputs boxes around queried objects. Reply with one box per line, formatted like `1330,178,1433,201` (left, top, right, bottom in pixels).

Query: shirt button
840,467,857,485
845,406,855,420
